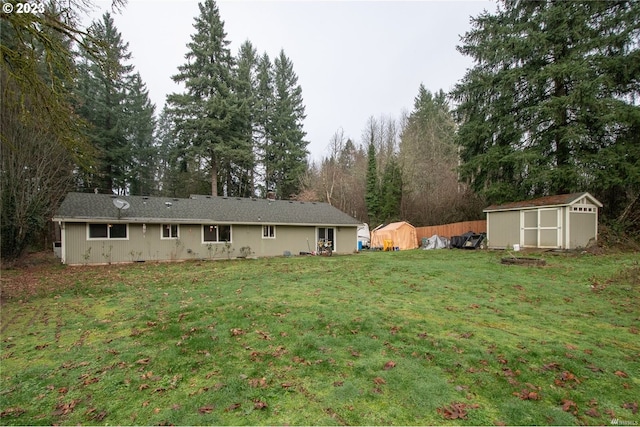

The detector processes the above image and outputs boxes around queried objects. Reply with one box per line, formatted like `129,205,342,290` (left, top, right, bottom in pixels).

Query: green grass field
1,250,638,425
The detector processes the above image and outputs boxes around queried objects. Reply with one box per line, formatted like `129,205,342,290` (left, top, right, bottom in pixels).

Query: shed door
538,208,561,248
521,208,561,248
522,210,538,247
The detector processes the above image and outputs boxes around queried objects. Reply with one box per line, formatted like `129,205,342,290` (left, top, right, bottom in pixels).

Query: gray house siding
61,222,357,265
54,193,361,265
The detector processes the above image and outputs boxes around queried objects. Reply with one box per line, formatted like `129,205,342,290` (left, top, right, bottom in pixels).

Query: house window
262,225,276,239
203,224,232,243
161,224,179,239
88,223,128,240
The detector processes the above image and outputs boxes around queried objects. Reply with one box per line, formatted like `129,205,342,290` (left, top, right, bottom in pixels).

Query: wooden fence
415,220,487,243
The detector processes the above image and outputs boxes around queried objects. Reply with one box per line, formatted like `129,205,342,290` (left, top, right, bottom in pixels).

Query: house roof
484,192,602,212
53,192,362,226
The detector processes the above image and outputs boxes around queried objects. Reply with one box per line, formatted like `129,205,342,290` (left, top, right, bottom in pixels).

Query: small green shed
483,192,602,250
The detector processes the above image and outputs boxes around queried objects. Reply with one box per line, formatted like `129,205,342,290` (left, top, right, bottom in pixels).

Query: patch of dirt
501,257,547,266
1,251,88,303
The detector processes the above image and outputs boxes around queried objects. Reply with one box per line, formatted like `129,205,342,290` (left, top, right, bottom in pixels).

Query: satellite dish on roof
113,198,130,219
113,198,130,210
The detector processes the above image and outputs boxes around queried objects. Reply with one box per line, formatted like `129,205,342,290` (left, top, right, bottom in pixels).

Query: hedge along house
53,192,362,265
483,192,603,250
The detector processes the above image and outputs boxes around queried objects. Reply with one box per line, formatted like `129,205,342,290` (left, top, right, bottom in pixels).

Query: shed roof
484,192,602,212
374,221,415,231
53,192,361,226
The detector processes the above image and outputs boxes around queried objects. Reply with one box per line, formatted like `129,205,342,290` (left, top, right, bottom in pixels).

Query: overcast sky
88,0,495,161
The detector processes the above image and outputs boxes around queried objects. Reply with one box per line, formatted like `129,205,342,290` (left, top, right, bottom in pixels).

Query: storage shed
370,221,418,250
484,192,602,250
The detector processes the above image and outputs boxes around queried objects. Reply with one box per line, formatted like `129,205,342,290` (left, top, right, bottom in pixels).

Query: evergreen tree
155,106,209,197
75,12,133,194
168,0,248,197
255,52,275,196
125,72,156,195
380,155,403,223
452,0,640,222
365,142,381,226
268,50,309,199
231,40,259,197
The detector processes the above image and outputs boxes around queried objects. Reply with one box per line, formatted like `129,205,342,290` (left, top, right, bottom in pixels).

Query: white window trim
201,224,233,244
571,205,596,213
86,223,129,240
160,224,180,240
262,225,276,239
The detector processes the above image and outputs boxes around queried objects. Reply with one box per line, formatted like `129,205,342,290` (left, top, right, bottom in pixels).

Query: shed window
262,225,276,239
572,206,595,213
203,224,232,243
88,223,128,239
161,224,179,239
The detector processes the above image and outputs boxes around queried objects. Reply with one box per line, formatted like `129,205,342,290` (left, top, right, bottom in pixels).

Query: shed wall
487,211,520,249
569,212,597,249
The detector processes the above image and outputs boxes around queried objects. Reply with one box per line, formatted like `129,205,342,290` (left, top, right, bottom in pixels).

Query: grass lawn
1,249,638,425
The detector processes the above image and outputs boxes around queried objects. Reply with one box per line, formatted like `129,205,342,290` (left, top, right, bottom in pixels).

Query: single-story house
483,192,603,250
52,192,362,265
370,221,418,250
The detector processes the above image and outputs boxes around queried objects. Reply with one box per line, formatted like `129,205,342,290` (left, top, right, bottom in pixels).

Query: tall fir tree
452,0,640,222
268,50,309,199
125,72,156,196
365,142,381,226
255,52,275,196
380,155,403,223
75,12,134,194
232,40,259,197
168,0,249,197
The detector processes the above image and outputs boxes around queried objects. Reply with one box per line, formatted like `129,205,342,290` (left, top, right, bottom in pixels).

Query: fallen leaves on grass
84,407,107,422
561,399,578,415
373,377,386,385
585,407,600,418
513,388,540,400
437,402,479,420
383,360,396,370
622,402,638,414
248,377,268,388
224,403,241,412
255,330,272,340
230,328,245,336
198,405,215,414
0,407,26,418
53,399,80,416
541,362,561,371
614,370,629,378
586,363,604,372
254,399,268,410
554,371,581,388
